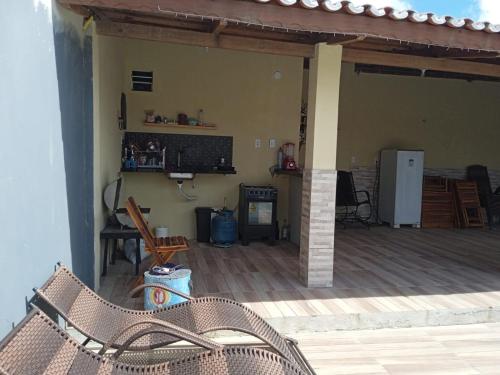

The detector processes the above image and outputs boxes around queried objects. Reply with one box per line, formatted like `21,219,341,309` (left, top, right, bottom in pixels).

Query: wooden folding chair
421,176,455,229
126,196,189,269
453,181,485,228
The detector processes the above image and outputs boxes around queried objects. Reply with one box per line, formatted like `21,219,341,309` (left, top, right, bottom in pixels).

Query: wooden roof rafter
58,0,500,78
59,0,500,52
95,20,316,57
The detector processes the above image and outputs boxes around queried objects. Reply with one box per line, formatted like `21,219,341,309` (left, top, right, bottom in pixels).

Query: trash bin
144,268,192,310
195,207,216,242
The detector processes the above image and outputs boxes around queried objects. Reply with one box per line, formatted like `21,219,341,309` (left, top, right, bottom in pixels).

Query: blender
282,142,297,170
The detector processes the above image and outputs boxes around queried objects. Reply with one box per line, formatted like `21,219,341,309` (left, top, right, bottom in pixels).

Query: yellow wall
93,32,124,288
337,63,500,170
117,40,303,238
93,38,500,258
305,44,342,170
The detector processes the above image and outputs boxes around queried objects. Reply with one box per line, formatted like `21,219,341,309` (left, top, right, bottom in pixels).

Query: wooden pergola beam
342,48,500,78
96,9,212,32
59,0,500,52
96,20,500,78
95,21,315,58
330,35,367,46
212,20,227,36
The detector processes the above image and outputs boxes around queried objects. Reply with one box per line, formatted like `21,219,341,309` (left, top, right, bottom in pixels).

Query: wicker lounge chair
0,306,306,375
33,265,315,374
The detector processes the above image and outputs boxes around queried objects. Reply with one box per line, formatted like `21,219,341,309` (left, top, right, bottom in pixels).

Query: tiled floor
291,322,500,374
209,322,500,374
99,227,500,331
80,320,500,374
80,319,500,374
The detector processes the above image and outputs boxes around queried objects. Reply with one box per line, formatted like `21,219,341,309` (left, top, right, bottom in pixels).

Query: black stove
238,184,278,246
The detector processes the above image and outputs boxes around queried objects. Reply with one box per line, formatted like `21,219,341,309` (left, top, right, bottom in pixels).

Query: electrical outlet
269,138,276,148
255,138,261,148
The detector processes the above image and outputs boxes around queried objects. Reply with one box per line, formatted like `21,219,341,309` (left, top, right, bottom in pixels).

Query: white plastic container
155,226,169,238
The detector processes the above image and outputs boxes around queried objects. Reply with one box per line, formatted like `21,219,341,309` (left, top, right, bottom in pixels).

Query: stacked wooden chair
421,176,456,229
453,180,485,228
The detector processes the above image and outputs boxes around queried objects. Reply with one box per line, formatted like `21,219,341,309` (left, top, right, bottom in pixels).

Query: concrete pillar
300,43,342,287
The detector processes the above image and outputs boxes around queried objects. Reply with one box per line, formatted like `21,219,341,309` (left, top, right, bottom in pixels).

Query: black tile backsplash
123,132,233,170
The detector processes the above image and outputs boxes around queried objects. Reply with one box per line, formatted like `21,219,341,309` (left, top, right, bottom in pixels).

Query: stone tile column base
299,169,336,287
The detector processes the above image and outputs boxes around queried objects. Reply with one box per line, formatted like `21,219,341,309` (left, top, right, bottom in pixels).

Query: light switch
269,138,276,148
255,138,261,148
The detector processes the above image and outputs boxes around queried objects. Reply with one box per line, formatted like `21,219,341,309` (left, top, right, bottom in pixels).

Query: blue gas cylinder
211,210,237,247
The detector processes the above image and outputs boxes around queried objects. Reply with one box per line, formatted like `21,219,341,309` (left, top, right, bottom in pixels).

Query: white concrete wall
92,33,124,289
0,1,91,338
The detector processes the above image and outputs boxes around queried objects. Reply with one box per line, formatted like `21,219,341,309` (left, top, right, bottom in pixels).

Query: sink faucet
177,149,183,169
177,146,191,169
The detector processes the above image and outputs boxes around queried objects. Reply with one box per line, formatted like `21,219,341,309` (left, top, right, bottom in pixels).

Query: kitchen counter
121,167,236,175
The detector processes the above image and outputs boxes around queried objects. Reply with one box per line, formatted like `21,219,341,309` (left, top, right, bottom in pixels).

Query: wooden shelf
144,122,217,130
275,169,303,177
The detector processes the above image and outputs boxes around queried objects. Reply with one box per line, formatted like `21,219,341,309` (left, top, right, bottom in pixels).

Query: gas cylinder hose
177,181,197,201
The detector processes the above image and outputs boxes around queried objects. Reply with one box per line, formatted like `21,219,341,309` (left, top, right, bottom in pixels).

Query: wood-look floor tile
99,228,500,325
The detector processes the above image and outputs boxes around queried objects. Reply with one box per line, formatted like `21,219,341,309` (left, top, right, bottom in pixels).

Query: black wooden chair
466,165,500,227
336,171,372,227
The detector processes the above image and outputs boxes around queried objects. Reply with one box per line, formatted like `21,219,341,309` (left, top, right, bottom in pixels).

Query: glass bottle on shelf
197,109,204,125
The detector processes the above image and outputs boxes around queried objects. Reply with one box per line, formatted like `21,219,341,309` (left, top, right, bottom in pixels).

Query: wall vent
131,70,153,92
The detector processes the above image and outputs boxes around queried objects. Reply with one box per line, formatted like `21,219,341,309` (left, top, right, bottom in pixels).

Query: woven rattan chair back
36,267,289,354
0,307,305,375
36,266,181,350
34,266,313,373
0,308,111,374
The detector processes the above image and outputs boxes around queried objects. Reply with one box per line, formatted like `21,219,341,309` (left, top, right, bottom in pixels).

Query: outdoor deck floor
100,226,500,331
217,322,500,374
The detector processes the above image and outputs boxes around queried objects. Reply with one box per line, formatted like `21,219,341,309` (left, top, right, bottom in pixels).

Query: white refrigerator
378,149,424,228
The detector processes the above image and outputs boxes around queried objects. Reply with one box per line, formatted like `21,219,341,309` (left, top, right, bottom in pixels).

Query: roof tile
252,0,500,34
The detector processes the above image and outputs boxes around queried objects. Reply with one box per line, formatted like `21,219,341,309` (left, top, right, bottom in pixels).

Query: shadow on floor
99,227,500,317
